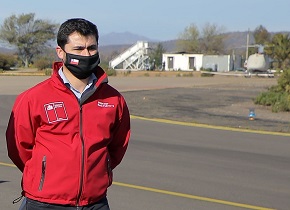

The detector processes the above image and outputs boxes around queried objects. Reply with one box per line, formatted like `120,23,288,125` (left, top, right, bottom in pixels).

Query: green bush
201,72,214,77
45,69,52,75
272,93,290,112
0,53,17,70
254,92,280,106
276,69,290,93
254,69,290,112
105,69,117,76
200,67,214,77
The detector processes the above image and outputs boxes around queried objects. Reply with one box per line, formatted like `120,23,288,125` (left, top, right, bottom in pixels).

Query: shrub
105,69,117,76
34,58,53,70
272,93,290,112
254,92,280,106
201,72,214,77
45,69,52,75
254,68,290,112
123,70,131,76
0,53,17,70
176,72,194,77
200,67,214,77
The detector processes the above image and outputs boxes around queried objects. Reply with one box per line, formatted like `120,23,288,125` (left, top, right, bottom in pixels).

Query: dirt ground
120,72,290,133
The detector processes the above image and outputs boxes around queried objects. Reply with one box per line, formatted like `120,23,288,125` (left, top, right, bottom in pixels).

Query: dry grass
115,70,202,77
0,68,202,77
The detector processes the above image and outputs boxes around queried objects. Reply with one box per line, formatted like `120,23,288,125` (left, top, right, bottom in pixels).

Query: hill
98,31,290,57
0,46,15,54
1,31,290,58
99,31,159,46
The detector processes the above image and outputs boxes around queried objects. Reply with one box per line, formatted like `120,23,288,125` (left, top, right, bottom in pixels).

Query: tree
254,34,290,112
265,33,290,69
176,23,226,54
176,24,200,53
253,25,271,45
199,23,226,54
0,13,58,68
148,43,166,69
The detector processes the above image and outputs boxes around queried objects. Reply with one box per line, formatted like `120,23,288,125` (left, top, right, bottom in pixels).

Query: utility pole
246,28,249,60
244,28,250,68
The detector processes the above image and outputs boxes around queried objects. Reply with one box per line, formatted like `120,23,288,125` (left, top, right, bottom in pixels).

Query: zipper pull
12,195,23,204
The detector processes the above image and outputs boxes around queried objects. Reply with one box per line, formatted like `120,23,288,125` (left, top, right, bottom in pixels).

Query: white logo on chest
44,102,68,123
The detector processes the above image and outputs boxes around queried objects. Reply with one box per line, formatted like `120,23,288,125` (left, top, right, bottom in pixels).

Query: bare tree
176,23,200,53
253,25,271,45
177,23,226,54
199,23,226,54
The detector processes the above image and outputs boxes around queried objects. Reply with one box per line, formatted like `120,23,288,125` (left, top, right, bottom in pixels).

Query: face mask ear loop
61,48,67,63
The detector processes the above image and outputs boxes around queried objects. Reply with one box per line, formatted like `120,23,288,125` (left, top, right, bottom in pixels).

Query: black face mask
63,52,100,79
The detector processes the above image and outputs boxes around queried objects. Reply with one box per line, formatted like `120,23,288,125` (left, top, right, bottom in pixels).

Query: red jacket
6,63,130,206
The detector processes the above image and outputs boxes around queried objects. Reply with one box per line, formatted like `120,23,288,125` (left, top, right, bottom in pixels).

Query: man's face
57,32,98,60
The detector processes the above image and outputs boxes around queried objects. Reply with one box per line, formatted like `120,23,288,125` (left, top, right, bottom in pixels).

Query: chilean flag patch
70,58,79,65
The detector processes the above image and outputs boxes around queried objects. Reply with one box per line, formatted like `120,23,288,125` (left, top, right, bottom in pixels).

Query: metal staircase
109,41,149,70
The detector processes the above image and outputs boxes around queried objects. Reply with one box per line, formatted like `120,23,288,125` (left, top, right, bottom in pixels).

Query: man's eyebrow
73,45,97,50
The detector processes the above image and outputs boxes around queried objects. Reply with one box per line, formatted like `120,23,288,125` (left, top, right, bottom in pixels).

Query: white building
162,52,233,72
162,53,203,71
202,55,232,72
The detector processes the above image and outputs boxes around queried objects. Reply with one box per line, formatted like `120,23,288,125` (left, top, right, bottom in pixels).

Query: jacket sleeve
108,95,131,169
6,92,37,172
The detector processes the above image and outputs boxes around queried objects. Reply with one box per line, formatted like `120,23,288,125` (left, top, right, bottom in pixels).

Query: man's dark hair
57,18,99,49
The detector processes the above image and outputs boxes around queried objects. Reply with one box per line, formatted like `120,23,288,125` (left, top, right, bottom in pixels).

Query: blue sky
1,0,290,41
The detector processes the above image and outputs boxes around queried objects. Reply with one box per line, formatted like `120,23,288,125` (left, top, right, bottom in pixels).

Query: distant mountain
0,46,15,54
98,39,177,57
98,31,256,55
223,31,255,50
0,41,16,53
1,31,290,58
99,31,159,46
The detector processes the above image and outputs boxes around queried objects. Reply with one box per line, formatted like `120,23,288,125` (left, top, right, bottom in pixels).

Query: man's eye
73,48,84,51
88,47,97,51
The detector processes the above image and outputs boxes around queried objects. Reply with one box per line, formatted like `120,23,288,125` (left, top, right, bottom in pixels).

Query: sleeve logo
44,102,68,123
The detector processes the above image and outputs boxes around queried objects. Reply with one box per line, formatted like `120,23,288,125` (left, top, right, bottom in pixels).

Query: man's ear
56,46,65,60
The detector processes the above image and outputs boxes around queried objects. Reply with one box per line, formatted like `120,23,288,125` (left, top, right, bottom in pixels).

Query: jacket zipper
107,155,112,186
76,106,85,206
38,156,46,191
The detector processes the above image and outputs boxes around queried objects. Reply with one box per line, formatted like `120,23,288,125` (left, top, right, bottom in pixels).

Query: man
6,18,131,210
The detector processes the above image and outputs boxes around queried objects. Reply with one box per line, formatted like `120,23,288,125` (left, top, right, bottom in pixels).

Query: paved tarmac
1,74,289,209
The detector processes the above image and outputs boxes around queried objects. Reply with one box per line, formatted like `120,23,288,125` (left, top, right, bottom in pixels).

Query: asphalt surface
110,119,290,210
119,76,290,133
1,75,290,209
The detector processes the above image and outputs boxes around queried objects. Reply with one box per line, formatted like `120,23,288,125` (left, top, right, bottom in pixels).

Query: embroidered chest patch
44,102,68,123
97,101,115,108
